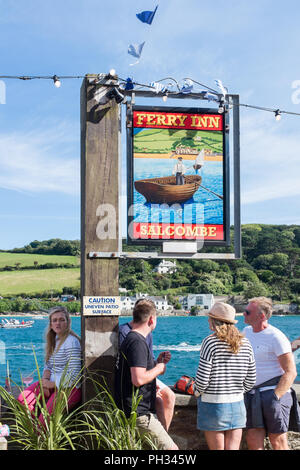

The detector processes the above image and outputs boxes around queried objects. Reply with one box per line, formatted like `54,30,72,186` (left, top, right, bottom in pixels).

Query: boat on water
134,175,202,204
0,318,34,329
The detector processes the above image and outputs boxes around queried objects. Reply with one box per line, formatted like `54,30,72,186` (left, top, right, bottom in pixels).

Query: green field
134,128,223,154
0,252,80,269
0,267,80,296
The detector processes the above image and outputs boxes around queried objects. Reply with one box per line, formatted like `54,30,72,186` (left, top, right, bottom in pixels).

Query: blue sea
133,158,223,225
0,315,300,386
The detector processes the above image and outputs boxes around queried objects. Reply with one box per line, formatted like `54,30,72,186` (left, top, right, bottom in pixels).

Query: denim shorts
245,389,293,434
197,397,247,431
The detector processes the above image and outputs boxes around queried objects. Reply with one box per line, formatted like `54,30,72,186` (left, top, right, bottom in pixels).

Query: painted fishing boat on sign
134,175,202,204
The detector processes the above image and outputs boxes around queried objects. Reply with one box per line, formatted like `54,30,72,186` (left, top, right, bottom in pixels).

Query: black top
114,330,156,417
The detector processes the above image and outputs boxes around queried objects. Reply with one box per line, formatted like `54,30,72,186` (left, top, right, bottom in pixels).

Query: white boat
0,318,34,329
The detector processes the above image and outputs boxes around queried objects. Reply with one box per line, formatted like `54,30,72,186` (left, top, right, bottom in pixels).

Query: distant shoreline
134,153,223,161
0,312,298,318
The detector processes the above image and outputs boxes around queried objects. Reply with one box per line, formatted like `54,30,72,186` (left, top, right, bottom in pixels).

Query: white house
120,296,136,312
148,295,171,312
154,260,177,274
120,294,172,313
179,294,214,312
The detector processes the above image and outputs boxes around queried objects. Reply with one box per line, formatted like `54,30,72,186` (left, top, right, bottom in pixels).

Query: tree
193,274,228,295
235,267,259,284
242,282,268,301
271,276,291,301
289,279,300,294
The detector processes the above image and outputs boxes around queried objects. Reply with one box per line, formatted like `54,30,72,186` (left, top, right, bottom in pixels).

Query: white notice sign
83,296,121,316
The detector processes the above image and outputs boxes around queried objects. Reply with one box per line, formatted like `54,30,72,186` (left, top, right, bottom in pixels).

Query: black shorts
246,389,293,434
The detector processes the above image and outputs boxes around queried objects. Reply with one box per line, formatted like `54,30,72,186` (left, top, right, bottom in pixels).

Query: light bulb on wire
162,92,168,102
108,69,117,78
275,109,281,121
52,75,61,88
218,97,225,114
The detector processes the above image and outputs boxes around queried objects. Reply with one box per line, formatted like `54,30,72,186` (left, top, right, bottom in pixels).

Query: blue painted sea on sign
1,315,300,386
133,158,223,225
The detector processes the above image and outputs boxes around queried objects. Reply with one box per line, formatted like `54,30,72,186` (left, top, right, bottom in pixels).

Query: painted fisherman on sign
172,156,186,185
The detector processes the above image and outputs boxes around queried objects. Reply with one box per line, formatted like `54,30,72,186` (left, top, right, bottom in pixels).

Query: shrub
0,359,157,450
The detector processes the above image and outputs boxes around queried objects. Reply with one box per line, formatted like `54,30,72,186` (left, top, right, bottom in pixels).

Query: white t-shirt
243,324,291,386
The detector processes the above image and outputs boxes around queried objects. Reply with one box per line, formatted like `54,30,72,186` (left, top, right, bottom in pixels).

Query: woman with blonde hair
195,302,256,450
18,306,81,426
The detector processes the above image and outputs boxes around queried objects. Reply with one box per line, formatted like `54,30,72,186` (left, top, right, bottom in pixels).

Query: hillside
134,128,223,154
0,225,299,306
0,267,80,296
0,252,79,269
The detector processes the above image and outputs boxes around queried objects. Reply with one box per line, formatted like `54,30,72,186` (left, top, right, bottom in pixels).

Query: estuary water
0,315,300,386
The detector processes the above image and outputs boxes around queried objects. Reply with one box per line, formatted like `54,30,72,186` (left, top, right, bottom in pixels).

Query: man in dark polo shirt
115,299,178,450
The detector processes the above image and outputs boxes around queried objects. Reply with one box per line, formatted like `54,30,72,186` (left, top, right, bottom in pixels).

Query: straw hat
208,302,237,324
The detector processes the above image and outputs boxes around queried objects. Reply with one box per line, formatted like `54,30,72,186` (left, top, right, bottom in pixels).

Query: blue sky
0,0,300,249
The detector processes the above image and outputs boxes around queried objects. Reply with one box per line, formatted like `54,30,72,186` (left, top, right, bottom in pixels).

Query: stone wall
169,384,300,450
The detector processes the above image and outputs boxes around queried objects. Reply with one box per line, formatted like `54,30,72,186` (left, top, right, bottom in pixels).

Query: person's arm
42,369,51,380
195,356,212,394
60,336,82,388
274,352,297,399
195,337,213,394
243,348,256,392
42,365,55,391
131,362,166,388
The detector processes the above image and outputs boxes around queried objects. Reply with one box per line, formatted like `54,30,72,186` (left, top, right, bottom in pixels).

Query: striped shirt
44,334,82,389
195,334,256,403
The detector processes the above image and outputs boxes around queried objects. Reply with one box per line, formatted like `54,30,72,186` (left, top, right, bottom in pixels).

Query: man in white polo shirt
243,297,298,450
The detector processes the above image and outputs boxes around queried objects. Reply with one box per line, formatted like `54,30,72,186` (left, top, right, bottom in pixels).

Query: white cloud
239,111,300,204
0,122,79,195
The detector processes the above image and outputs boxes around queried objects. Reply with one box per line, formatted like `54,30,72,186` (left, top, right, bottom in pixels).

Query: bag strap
185,377,195,393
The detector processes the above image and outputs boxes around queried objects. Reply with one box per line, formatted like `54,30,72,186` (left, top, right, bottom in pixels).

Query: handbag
173,375,195,395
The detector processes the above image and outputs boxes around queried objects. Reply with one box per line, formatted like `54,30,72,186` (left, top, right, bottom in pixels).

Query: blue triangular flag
136,5,158,25
125,78,134,90
128,42,145,59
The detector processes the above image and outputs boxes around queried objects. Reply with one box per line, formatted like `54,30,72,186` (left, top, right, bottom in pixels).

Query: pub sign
127,106,230,246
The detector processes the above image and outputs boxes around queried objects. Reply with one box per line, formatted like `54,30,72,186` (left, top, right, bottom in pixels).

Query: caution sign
83,296,121,316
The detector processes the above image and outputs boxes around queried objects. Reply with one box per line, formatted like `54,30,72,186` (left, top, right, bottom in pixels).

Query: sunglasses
244,309,251,315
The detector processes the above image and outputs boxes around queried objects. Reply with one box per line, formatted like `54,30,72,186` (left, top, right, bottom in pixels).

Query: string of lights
1,73,300,120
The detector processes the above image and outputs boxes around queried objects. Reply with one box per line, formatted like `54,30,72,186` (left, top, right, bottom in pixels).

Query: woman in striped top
195,302,256,450
18,307,81,426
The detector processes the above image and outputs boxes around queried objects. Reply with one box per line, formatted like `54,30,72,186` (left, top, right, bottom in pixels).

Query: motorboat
0,318,34,329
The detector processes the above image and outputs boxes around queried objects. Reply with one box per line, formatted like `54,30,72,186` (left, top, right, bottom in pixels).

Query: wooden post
80,74,120,403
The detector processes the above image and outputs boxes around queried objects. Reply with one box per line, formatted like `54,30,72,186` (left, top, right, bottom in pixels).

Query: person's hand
43,387,51,398
156,362,166,376
157,351,171,364
291,338,300,352
41,378,55,390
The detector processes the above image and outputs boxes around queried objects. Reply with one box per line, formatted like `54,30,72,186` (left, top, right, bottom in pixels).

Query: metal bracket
88,251,236,260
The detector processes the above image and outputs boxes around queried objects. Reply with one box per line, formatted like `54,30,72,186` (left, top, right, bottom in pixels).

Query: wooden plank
80,75,120,403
